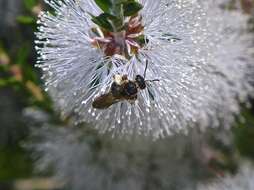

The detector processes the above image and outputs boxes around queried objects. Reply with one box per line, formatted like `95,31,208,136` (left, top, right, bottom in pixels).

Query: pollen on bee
113,75,125,85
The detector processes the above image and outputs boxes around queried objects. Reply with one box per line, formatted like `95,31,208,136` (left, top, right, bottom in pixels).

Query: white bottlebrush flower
198,161,254,190
32,126,206,190
29,109,239,190
35,0,254,137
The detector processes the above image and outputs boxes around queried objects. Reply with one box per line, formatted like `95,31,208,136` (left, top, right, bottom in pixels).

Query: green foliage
17,16,36,25
0,78,20,88
135,35,149,45
15,44,38,83
91,13,120,32
0,0,55,182
0,147,33,180
91,0,143,31
234,108,254,160
94,0,112,13
24,0,39,11
122,1,143,16
91,12,126,31
16,0,38,28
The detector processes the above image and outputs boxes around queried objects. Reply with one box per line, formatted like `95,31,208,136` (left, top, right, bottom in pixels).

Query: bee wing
92,92,120,109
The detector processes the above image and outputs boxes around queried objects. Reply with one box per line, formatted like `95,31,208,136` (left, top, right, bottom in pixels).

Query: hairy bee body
92,92,120,109
92,61,157,110
92,75,143,109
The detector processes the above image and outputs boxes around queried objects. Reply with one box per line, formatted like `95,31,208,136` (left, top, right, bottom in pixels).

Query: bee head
135,75,146,89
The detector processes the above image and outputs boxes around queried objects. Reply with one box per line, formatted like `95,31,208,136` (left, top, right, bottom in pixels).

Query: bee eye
135,75,146,89
124,81,137,96
111,82,122,97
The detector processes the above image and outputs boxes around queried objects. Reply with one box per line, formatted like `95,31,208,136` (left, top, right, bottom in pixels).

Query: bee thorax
123,81,138,96
111,82,122,98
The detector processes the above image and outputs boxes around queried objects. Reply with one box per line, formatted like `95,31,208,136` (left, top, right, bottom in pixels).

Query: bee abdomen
92,93,119,109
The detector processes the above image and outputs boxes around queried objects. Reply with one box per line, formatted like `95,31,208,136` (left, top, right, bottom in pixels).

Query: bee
92,61,159,109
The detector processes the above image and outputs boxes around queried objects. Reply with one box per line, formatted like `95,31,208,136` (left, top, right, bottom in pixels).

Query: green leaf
16,16,35,25
94,0,112,12
91,14,114,31
0,78,20,88
135,35,149,45
15,44,38,83
0,79,7,87
15,45,29,66
115,0,135,5
91,13,123,31
123,1,143,16
24,0,38,11
0,147,33,180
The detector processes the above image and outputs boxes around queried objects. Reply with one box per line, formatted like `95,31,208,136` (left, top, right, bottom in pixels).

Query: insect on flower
35,0,254,137
92,60,159,109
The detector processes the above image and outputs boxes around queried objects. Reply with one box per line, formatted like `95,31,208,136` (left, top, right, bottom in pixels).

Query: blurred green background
0,0,254,190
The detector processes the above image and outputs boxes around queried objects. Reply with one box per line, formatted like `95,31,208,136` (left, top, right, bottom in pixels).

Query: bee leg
128,95,138,105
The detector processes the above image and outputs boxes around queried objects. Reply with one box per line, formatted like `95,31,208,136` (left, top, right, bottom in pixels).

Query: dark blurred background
0,0,254,190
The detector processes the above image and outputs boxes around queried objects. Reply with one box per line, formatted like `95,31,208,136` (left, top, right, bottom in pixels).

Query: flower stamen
91,15,146,59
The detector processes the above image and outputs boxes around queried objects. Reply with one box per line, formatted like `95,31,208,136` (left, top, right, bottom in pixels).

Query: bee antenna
143,59,148,79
